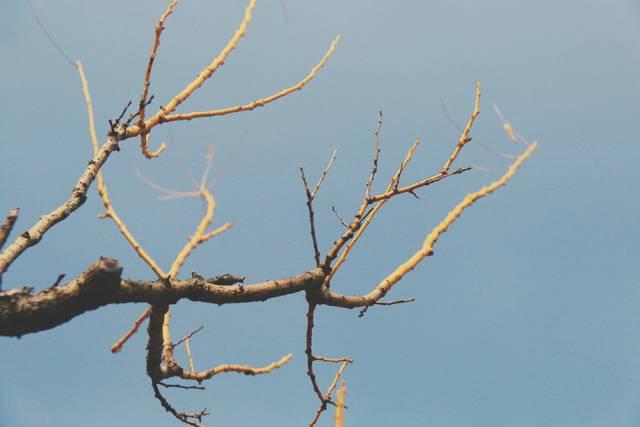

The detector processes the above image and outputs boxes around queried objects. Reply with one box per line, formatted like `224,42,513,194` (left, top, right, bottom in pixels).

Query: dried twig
158,382,205,391
365,111,383,199
179,353,293,381
358,297,416,318
301,150,337,266
174,325,204,348
77,61,167,280
111,306,152,353
309,360,351,427
441,82,481,173
305,302,325,402
316,142,537,309
137,0,178,158
157,36,341,124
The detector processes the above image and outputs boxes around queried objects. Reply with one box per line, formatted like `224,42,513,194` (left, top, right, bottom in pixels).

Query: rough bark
0,258,325,337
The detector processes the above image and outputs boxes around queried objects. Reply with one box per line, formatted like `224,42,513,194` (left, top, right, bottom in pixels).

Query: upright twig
441,82,481,173
316,142,538,309
365,111,383,199
137,0,178,158
309,360,351,427
334,381,347,427
77,61,168,280
300,150,337,267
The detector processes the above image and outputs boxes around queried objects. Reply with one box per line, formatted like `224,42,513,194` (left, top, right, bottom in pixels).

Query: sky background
1,0,639,426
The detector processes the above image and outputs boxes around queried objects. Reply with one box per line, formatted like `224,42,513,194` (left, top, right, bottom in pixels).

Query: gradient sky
1,1,640,426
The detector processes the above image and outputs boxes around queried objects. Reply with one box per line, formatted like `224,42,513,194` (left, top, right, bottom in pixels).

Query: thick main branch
0,258,324,337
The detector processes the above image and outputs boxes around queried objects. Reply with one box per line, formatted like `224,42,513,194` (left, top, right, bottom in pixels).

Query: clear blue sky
1,1,640,426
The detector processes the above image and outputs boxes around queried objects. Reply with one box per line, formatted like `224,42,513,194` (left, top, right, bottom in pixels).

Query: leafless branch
358,297,416,317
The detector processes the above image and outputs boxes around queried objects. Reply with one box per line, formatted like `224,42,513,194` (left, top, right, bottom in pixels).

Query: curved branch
0,258,324,337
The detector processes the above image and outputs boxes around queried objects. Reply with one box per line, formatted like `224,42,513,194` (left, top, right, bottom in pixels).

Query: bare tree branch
0,259,324,337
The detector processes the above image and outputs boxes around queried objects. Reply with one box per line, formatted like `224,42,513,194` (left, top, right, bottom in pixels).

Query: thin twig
305,302,325,402
111,306,152,353
316,142,538,309
179,353,293,381
155,36,341,125
50,273,65,288
27,0,75,67
358,297,416,317
185,338,195,372
77,61,167,280
301,151,337,267
309,360,351,427
174,325,204,347
365,111,383,199
441,82,481,173
312,150,337,197
331,206,349,228
158,382,205,391
440,98,516,160
137,0,178,159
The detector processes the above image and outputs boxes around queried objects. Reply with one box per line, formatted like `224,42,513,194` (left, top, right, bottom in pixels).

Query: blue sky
1,1,640,426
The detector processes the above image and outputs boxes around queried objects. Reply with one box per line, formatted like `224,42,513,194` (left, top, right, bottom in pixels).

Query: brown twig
158,381,205,391
50,274,66,288
331,206,349,228
174,325,204,348
322,139,421,285
309,360,351,427
365,111,383,199
358,297,416,317
301,150,337,267
305,302,325,402
305,300,353,426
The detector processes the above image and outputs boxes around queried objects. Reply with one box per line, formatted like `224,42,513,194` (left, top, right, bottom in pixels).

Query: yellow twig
162,306,175,369
168,187,229,279
161,35,341,123
324,139,421,285
137,0,178,158
309,360,351,427
373,142,537,301
180,353,293,381
76,61,167,280
185,337,195,372
125,0,256,138
441,82,481,173
334,381,346,427
111,306,152,353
